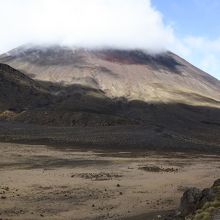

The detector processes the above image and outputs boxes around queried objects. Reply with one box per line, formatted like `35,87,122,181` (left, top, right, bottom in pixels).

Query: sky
0,0,219,79
152,0,220,79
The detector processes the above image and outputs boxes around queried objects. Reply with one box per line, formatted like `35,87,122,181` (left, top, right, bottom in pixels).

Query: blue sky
152,0,220,79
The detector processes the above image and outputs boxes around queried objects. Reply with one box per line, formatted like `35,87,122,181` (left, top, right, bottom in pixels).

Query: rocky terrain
0,142,219,220
163,179,220,220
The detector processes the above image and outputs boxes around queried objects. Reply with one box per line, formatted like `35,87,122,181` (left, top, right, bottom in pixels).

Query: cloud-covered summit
0,0,220,79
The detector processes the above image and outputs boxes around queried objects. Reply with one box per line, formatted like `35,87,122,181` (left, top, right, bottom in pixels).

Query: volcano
0,45,219,106
0,45,220,152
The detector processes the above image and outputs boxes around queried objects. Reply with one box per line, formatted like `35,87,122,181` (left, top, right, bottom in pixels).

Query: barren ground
0,142,219,220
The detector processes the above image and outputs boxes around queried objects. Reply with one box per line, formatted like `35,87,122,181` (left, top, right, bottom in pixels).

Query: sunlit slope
1,45,219,107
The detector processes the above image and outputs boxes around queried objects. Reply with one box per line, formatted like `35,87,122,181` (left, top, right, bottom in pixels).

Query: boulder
177,180,219,219
179,187,202,216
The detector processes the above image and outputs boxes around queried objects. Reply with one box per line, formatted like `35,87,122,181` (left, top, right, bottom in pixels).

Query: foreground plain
0,142,219,220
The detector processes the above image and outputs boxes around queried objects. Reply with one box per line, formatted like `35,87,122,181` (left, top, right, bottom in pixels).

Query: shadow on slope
0,63,220,153
0,97,220,153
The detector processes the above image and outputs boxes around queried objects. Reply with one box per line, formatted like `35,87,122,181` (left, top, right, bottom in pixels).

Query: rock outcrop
170,179,220,220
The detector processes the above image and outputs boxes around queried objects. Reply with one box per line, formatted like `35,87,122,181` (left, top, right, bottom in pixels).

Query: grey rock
179,187,202,216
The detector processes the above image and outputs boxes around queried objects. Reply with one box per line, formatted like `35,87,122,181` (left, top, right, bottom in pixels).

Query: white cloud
184,36,220,53
181,36,220,79
0,0,175,53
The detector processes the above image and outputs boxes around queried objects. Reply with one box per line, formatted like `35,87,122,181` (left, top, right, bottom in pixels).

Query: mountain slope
0,63,51,112
0,63,136,126
0,46,220,151
1,45,219,107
